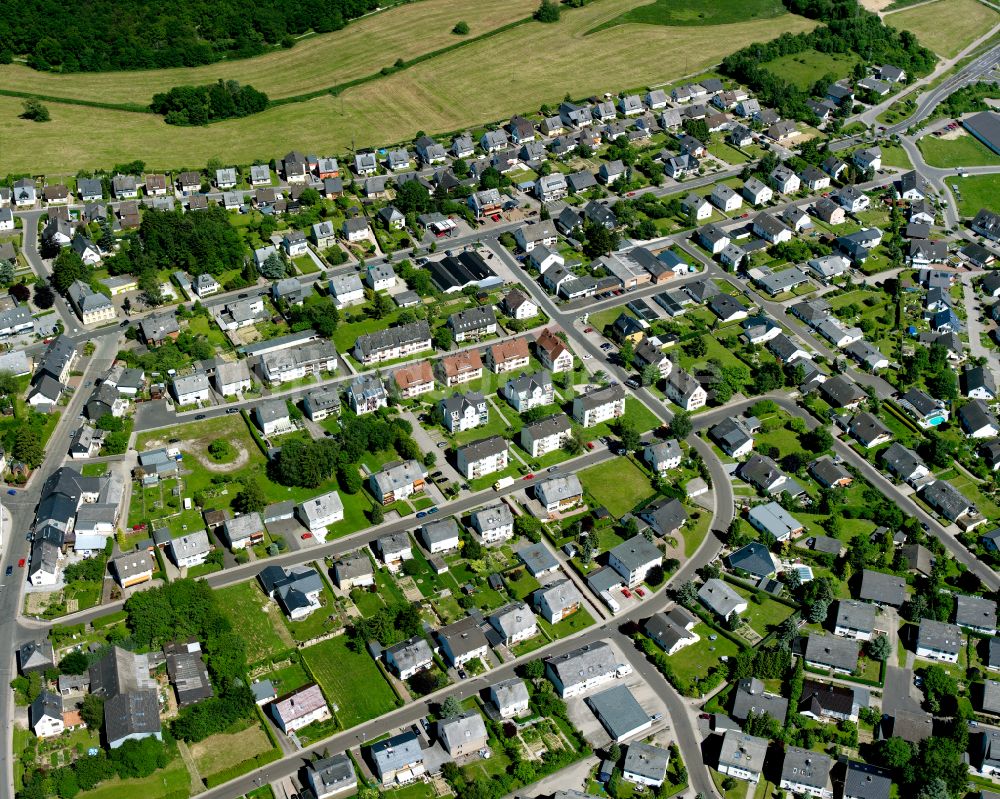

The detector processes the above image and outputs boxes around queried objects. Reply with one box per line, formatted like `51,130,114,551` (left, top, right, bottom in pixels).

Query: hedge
202,746,282,788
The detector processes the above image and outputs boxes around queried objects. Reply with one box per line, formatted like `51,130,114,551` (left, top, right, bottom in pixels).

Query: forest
150,80,270,125
0,0,381,72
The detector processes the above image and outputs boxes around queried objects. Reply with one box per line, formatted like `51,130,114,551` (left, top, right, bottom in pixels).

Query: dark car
4,566,11,576
227,408,239,414
6,489,15,496
195,414,206,420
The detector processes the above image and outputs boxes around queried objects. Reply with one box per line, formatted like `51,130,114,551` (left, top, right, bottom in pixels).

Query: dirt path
176,740,205,796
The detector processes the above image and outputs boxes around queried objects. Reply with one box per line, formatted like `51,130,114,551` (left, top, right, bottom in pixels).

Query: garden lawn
667,623,741,685
918,132,1000,168
731,586,795,637
505,567,542,600
215,581,294,664
301,635,400,728
579,457,656,517
261,659,312,695
955,173,1000,216
283,576,340,641
888,0,998,56
539,607,596,639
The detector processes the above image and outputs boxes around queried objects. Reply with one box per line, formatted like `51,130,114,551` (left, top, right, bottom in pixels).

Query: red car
18,558,25,568
636,587,646,598
622,588,632,598
523,473,535,480
584,327,594,333
586,441,595,450
301,532,313,540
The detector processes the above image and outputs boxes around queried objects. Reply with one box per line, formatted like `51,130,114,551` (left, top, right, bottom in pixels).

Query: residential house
804,634,860,674
916,618,962,663
489,678,530,719
699,579,748,620
608,536,661,588
271,684,331,734
644,606,699,656
834,600,877,640
436,616,490,667
779,748,833,799
455,436,509,480
664,367,707,411
718,731,767,784
520,414,573,458
544,643,622,698
418,518,460,554
535,474,584,516
644,439,682,473
369,460,426,505
572,384,626,427
489,601,539,646
439,391,488,433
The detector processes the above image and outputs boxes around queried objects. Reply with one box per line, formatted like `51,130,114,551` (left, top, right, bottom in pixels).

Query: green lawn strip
301,635,400,728
350,585,386,617
684,506,712,558
579,456,657,517
375,568,409,605
948,474,1000,520
504,566,542,601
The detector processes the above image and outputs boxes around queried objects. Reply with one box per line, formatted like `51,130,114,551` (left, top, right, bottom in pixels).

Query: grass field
955,173,1000,216
889,0,999,57
579,457,656,517
917,132,1000,168
301,635,400,728
216,581,294,664
763,50,863,90
0,0,539,106
0,0,815,174
591,0,787,31
190,723,275,779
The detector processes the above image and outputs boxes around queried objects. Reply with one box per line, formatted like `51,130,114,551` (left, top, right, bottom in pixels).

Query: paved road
0,334,121,793
193,508,726,799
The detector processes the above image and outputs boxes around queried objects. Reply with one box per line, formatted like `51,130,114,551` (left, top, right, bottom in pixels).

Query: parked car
4,566,10,576
301,532,313,540
416,511,427,519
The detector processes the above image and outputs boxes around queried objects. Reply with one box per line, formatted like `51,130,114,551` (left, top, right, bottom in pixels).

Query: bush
452,20,469,34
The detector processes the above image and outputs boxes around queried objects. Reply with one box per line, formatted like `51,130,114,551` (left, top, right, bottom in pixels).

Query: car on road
427,506,439,514
547,466,558,472
914,675,924,687
523,474,535,480
584,327,594,333
301,532,313,540
625,378,640,389
6,489,15,496
17,558,25,568
227,408,238,414
416,511,427,519
238,293,248,299
4,566,10,576
195,414,206,419
437,442,447,449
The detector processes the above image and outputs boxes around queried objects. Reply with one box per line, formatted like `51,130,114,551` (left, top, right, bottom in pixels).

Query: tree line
0,0,381,72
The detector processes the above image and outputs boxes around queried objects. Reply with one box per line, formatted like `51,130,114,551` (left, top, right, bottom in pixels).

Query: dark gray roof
726,541,775,577
780,747,831,791
805,633,859,671
844,761,892,799
859,569,906,606
732,677,788,723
